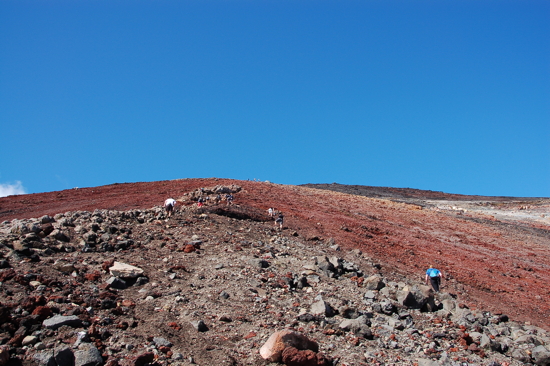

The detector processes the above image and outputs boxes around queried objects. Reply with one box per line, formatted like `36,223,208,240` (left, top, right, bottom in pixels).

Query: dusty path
1,178,549,330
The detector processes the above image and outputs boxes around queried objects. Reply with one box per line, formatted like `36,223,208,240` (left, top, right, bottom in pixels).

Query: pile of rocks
184,185,242,202
0,202,549,366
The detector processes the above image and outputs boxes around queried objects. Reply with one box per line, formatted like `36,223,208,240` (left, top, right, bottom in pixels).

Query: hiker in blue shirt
425,266,443,292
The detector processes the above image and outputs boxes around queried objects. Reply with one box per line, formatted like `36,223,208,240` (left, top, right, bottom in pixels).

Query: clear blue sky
1,0,549,197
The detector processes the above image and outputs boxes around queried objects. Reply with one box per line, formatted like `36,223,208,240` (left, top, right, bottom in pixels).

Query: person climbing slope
425,265,443,292
275,212,284,229
164,198,177,218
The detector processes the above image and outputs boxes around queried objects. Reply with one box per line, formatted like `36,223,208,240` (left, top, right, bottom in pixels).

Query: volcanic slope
1,178,549,330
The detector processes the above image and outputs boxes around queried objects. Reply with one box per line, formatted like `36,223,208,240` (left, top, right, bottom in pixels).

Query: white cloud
0,181,27,197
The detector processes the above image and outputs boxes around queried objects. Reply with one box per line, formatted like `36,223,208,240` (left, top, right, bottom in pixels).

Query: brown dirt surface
1,178,549,330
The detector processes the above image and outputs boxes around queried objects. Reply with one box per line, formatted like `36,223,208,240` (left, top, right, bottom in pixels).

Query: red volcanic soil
1,178,549,330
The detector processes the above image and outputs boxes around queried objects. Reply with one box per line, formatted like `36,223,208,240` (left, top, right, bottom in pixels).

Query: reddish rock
84,271,102,281
260,330,318,362
351,276,364,286
167,322,181,330
131,352,155,366
282,347,332,366
121,299,135,307
32,306,53,320
102,260,115,272
0,269,16,282
20,296,44,312
183,244,195,253
7,334,24,347
158,346,170,354
98,291,117,300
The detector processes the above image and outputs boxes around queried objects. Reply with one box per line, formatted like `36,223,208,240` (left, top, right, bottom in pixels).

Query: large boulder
40,215,55,224
259,330,319,362
317,257,336,278
51,229,70,242
397,285,436,311
511,348,532,364
532,345,550,366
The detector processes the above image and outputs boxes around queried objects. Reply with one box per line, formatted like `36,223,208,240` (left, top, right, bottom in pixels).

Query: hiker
425,265,443,292
226,194,234,205
268,208,274,217
164,198,177,218
197,197,205,207
275,212,284,229
214,194,221,204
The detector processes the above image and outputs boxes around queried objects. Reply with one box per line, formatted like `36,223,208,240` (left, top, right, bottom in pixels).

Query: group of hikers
268,207,284,229
196,193,234,207
164,195,444,292
164,193,234,213
163,196,284,230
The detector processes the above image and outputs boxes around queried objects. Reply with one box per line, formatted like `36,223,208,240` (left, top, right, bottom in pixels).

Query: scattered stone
249,258,269,268
106,276,127,289
42,315,83,330
74,343,103,366
34,346,74,366
153,337,173,348
39,215,54,224
310,299,336,317
109,262,144,279
364,274,385,290
51,229,70,242
54,261,76,273
191,320,208,332
22,335,38,346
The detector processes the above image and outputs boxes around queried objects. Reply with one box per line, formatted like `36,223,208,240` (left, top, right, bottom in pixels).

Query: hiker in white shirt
164,198,177,218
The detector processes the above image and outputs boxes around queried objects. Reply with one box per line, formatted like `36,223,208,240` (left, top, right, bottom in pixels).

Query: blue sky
1,0,549,197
